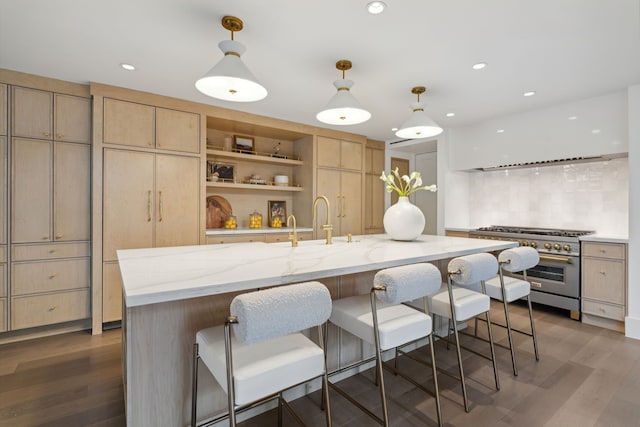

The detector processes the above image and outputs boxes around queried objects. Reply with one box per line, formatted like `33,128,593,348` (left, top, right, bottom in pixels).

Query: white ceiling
1,0,639,142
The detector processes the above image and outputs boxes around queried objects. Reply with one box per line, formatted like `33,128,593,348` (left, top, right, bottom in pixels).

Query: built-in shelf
206,148,304,166
206,181,303,192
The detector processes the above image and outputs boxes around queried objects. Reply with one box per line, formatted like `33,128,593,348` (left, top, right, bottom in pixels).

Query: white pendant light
316,60,371,125
196,16,267,102
395,86,443,139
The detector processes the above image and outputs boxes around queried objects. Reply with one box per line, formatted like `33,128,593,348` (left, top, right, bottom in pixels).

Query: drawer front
205,234,266,245
12,258,90,295
12,242,90,261
12,289,90,330
265,232,313,243
582,299,625,321
582,258,625,305
582,242,626,260
0,298,5,332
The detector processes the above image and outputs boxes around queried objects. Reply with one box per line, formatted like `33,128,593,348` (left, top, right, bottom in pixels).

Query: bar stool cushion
499,247,539,273
429,283,490,321
481,276,531,302
330,295,432,351
196,326,325,406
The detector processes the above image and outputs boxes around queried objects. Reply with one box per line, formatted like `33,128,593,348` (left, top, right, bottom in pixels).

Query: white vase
383,196,425,241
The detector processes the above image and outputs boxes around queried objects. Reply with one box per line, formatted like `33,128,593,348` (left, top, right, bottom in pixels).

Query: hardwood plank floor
1,302,639,427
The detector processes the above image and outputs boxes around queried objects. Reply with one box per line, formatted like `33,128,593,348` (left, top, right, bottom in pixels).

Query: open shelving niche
205,117,314,231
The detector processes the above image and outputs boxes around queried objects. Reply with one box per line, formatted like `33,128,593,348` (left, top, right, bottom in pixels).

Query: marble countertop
206,227,313,235
580,234,628,244
117,234,517,308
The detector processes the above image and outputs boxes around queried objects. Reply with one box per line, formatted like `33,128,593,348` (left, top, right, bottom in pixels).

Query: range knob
563,244,572,252
529,241,537,249
553,243,561,251
521,241,529,246
544,243,551,250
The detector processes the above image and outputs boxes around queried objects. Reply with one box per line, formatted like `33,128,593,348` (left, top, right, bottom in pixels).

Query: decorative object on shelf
249,211,263,228
274,175,289,186
380,168,437,241
211,162,235,182
225,215,237,229
248,174,267,185
316,59,371,125
206,195,233,229
234,135,255,154
195,15,268,102
224,136,233,151
395,86,443,139
268,200,287,228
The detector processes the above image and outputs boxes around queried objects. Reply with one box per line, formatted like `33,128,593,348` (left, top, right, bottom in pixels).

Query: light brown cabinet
11,139,90,243
0,84,6,136
317,168,362,236
317,136,363,170
104,98,200,153
581,241,627,332
11,86,53,140
102,262,123,323
365,141,385,234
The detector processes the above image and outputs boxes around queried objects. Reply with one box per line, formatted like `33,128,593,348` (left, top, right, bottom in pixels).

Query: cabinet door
103,98,154,148
340,170,363,235
317,136,341,168
0,83,6,136
54,94,91,144
583,258,625,305
316,168,342,233
0,137,6,244
340,140,363,171
54,142,90,241
0,298,6,332
365,173,385,232
156,108,200,153
103,262,123,322
11,138,52,243
103,149,155,261
12,86,53,140
155,154,200,248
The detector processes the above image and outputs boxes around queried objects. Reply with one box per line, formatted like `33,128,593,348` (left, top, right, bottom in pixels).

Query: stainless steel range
469,225,595,319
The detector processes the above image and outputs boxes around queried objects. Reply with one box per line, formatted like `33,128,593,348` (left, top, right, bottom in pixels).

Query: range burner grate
477,226,594,238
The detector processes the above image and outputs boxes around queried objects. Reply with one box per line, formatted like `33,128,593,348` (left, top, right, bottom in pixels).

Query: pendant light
395,86,442,139
316,60,371,125
195,16,267,102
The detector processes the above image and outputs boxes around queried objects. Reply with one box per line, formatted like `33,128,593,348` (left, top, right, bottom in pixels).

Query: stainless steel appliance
469,226,594,319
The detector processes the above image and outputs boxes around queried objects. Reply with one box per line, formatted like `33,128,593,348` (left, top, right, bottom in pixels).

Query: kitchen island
118,234,517,426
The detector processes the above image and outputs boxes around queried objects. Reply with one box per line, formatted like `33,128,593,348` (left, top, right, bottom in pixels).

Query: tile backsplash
467,158,628,235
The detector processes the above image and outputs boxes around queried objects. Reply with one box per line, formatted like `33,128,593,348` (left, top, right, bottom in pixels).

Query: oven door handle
539,254,572,264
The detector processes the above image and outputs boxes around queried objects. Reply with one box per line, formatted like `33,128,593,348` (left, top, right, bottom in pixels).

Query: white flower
379,167,437,197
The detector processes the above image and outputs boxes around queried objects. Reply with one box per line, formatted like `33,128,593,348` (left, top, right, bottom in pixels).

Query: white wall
465,158,628,235
626,84,640,339
448,91,628,170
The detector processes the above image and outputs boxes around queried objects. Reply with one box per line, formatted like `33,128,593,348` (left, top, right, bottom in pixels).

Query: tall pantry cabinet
92,86,202,329
0,73,92,335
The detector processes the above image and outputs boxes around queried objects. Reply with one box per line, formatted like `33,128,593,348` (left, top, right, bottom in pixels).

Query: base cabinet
581,241,627,332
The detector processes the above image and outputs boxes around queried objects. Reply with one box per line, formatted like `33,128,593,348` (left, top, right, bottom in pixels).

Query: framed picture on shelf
234,135,255,154
209,162,235,182
268,200,287,227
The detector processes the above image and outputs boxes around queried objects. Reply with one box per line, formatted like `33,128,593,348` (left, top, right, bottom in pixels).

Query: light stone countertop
206,227,313,235
580,234,629,244
117,234,517,308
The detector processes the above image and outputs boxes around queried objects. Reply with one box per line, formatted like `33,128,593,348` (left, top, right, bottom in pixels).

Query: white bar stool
481,246,540,376
328,263,443,427
429,252,500,412
191,281,333,427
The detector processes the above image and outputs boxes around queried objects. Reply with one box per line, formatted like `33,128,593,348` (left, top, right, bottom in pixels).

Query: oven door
507,253,580,299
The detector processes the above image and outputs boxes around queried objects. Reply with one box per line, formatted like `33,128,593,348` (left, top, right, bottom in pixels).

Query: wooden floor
1,302,640,427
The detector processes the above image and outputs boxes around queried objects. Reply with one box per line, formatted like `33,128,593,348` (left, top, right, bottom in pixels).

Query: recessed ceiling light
592,129,601,134
367,1,386,14
472,62,487,70
391,127,398,132
568,116,578,120
120,63,136,71
523,91,536,97
496,129,505,133
445,112,455,117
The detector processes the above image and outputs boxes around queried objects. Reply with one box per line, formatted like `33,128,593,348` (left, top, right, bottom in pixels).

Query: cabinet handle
56,133,64,139
147,190,152,222
158,191,163,222
341,196,346,218
49,273,57,279
55,233,63,239
42,132,51,138
599,249,606,253
600,271,606,275
42,236,49,240
48,306,57,312
49,249,57,254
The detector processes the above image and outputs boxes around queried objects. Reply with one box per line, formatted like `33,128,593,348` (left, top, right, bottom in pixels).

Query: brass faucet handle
288,231,298,247
347,233,352,243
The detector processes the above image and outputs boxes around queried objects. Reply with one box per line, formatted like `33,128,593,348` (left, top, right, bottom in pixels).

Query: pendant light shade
195,16,267,102
395,86,442,139
316,60,371,125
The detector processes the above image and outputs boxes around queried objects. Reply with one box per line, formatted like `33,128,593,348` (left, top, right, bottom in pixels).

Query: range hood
477,152,627,171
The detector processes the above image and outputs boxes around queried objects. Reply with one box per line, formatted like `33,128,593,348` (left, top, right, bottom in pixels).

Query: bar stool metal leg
191,343,199,427
370,290,390,427
528,296,540,360
446,278,470,413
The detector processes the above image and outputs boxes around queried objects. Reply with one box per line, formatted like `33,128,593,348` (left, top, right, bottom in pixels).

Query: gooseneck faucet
287,214,298,247
312,195,333,245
